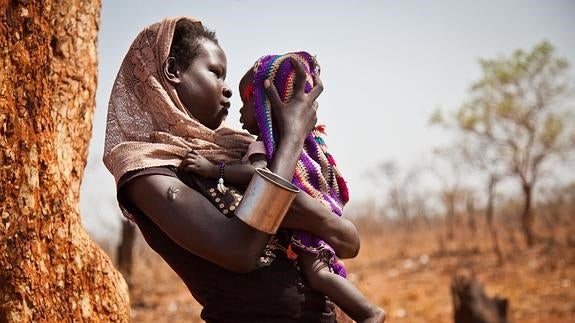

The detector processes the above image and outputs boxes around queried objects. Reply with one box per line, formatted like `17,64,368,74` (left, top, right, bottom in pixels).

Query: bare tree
431,147,467,241
461,137,505,263
464,190,477,236
0,1,129,321
372,160,430,257
432,41,575,246
537,180,575,243
376,160,422,230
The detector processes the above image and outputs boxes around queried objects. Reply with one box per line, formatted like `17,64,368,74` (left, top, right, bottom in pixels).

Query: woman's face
238,69,259,135
175,39,232,130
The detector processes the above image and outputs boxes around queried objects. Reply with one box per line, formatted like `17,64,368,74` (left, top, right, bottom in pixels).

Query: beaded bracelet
217,162,227,194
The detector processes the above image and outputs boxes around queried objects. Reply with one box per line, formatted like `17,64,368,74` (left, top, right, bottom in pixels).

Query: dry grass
114,215,575,323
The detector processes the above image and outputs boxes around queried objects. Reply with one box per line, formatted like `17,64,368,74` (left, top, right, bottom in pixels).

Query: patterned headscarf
252,52,349,215
103,17,253,184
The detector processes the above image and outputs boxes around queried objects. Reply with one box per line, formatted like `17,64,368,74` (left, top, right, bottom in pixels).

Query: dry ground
119,218,575,322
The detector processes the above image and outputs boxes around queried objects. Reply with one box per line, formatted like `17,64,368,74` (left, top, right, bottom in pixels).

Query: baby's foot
359,307,386,323
362,307,387,323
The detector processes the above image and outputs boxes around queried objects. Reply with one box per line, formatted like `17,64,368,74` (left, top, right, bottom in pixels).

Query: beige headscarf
103,17,254,184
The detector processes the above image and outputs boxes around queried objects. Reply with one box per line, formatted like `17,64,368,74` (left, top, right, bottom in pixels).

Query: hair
169,19,218,69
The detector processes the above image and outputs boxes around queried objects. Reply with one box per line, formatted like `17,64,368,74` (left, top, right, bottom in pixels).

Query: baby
182,52,385,323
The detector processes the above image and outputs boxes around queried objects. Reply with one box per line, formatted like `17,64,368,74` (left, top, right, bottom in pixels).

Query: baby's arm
221,153,268,186
181,151,219,179
181,151,267,187
248,153,267,169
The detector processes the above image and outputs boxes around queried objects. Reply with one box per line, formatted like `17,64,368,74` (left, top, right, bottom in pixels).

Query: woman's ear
163,57,180,85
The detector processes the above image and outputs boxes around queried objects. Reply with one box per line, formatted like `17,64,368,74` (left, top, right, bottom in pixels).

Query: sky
80,0,575,240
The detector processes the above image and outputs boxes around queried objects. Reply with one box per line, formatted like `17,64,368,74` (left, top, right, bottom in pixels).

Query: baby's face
238,69,259,135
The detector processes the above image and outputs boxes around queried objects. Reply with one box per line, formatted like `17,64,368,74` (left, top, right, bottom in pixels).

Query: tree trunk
446,193,456,241
117,220,137,286
0,1,130,321
485,176,503,264
466,195,477,236
521,184,535,247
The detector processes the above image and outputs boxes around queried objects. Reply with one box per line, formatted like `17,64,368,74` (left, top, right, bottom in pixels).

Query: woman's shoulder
116,166,179,217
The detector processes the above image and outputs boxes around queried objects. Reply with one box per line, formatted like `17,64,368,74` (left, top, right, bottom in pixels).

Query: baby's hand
180,151,218,179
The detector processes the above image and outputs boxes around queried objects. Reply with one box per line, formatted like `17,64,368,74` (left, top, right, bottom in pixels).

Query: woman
104,17,360,322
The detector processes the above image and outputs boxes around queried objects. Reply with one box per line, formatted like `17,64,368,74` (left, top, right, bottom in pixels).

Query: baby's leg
298,252,386,323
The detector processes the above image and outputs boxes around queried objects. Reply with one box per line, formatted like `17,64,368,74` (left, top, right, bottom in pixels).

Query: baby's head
238,52,319,141
238,68,258,135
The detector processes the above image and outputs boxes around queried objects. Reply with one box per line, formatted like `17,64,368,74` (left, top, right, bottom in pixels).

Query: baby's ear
163,57,180,85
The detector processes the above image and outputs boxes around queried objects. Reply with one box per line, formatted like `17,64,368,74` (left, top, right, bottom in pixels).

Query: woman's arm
123,174,268,273
177,150,359,258
178,147,359,257
282,192,360,259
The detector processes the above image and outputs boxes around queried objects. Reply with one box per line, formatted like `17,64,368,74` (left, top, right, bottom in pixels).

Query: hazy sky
81,0,575,239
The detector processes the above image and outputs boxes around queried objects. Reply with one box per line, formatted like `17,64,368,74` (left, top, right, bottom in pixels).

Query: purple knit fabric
251,52,349,277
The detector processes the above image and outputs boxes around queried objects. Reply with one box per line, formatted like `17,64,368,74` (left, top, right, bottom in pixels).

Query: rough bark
0,0,129,321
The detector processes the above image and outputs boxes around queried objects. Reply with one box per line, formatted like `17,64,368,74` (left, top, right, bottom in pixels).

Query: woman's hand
265,58,323,141
264,59,323,180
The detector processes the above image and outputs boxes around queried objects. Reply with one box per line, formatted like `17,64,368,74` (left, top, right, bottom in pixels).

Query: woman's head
104,17,253,187
164,20,232,130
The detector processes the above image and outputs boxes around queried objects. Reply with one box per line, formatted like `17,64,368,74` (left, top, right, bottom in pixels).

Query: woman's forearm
282,192,360,259
125,174,271,273
268,138,306,180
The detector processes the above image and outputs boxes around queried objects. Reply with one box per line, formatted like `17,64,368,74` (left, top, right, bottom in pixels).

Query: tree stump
451,271,508,323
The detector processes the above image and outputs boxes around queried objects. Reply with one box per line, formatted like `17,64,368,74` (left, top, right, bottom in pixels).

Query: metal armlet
234,168,300,234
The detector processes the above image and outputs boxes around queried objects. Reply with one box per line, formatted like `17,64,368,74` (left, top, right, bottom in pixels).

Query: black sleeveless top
118,166,337,322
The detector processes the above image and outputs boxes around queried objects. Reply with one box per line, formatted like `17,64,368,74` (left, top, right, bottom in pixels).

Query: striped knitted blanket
251,51,349,277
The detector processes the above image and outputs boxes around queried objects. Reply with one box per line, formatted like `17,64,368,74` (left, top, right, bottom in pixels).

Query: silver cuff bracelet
234,168,300,234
